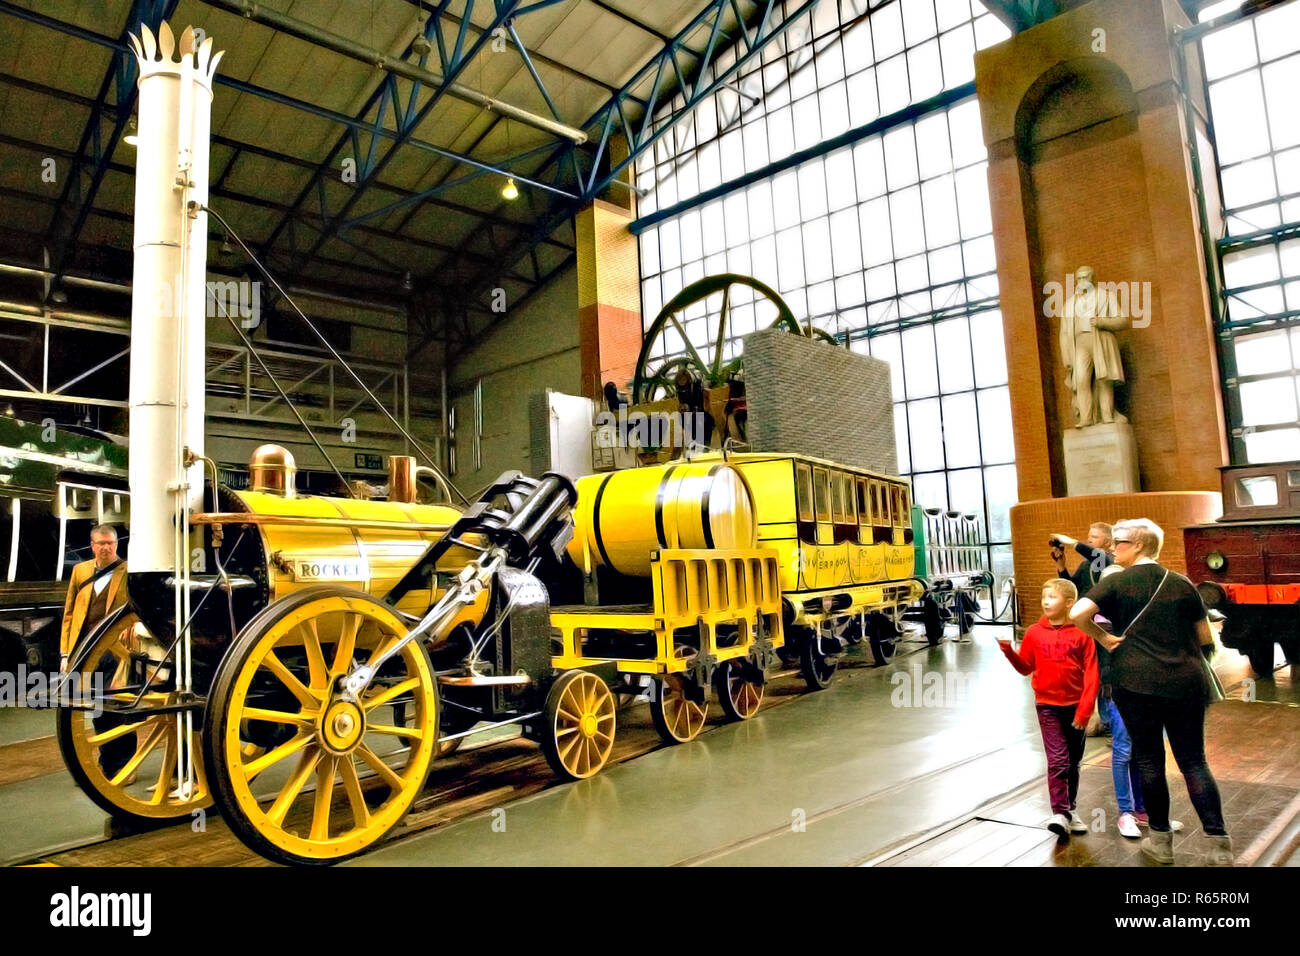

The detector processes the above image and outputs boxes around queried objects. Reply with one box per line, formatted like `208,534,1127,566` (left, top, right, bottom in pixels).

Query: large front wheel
203,587,437,865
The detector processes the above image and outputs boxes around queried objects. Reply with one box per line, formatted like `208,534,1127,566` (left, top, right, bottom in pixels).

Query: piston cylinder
567,462,757,576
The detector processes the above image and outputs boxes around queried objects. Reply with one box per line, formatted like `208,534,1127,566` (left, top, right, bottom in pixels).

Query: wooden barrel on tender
567,462,757,576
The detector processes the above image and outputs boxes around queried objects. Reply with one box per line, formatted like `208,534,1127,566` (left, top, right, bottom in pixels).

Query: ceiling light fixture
123,117,139,146
402,271,414,291
411,3,432,58
501,177,519,201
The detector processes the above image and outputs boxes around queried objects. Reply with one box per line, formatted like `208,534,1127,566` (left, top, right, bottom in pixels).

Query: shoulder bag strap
1119,568,1169,639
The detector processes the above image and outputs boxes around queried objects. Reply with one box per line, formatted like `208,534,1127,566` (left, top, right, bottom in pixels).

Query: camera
1049,536,1064,548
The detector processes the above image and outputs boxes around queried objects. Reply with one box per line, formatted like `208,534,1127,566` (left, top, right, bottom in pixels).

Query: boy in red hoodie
998,578,1100,839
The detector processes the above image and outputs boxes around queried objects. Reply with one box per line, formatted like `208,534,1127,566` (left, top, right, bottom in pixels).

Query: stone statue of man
1059,265,1131,427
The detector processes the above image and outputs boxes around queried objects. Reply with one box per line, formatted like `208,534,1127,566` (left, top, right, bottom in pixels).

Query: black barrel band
592,474,615,571
700,464,722,549
654,464,679,549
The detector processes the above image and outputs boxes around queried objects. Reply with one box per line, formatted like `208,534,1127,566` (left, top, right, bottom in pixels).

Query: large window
635,0,1016,599
1198,0,1300,462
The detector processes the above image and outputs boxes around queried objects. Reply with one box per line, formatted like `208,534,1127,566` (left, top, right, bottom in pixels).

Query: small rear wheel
714,659,763,721
649,675,707,743
541,670,616,780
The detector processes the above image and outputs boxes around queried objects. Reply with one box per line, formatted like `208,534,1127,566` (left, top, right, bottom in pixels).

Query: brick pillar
576,199,642,401
974,0,1227,619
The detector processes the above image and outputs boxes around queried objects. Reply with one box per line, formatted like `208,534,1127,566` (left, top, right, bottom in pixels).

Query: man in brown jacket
60,524,133,779
59,524,129,667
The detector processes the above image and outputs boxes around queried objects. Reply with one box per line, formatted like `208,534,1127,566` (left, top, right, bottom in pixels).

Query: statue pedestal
1064,423,1139,495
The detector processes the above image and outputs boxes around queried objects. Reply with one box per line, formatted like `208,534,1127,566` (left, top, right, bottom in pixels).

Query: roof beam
267,0,533,291
448,0,816,348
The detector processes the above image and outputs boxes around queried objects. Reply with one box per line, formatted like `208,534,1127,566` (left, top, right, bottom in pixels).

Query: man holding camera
1051,522,1114,595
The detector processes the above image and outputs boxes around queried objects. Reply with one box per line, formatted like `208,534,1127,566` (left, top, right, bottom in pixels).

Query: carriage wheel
714,659,764,721
649,675,707,743
57,615,211,825
541,670,617,781
203,587,437,866
868,613,900,667
800,633,838,691
632,273,836,404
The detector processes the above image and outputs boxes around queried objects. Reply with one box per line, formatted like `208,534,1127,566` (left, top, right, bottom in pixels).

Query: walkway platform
2,629,1296,867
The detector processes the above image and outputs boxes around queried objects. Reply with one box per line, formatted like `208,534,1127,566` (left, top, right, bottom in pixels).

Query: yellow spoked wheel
203,587,437,865
649,675,707,744
56,614,212,824
714,659,764,721
541,670,617,781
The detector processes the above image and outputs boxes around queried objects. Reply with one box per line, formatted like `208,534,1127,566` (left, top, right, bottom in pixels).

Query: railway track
16,637,939,867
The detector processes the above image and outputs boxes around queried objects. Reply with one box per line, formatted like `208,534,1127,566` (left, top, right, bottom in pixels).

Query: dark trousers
1036,704,1086,816
1113,686,1227,836
92,651,136,780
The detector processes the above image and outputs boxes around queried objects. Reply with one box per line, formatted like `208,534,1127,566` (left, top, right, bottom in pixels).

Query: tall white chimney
127,23,222,573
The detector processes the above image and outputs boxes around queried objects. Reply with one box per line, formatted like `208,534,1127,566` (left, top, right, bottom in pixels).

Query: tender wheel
541,670,617,780
650,675,707,743
203,587,438,866
714,659,764,721
57,613,212,825
800,633,838,690
867,613,899,667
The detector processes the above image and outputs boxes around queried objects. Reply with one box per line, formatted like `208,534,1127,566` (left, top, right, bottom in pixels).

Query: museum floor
2,630,1297,867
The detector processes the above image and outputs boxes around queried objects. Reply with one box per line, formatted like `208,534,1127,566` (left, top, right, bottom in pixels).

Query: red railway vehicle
1184,462,1300,678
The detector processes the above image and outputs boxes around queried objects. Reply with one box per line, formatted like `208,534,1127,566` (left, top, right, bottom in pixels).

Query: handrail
190,512,454,533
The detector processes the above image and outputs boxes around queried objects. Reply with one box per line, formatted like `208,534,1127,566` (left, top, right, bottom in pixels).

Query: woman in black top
1069,518,1231,865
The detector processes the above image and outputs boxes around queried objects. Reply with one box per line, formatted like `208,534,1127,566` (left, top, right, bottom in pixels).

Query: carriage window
874,482,889,526
814,469,830,522
831,473,845,523
856,478,870,525
796,464,813,521
843,474,857,525
1235,475,1278,507
891,487,904,526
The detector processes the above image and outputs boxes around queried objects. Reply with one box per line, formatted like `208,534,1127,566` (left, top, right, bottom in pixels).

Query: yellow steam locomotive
59,446,919,865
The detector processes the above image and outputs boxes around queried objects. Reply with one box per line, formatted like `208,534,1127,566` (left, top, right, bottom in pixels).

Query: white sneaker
1069,811,1089,834
1117,812,1141,838
1046,813,1071,838
1171,819,1184,832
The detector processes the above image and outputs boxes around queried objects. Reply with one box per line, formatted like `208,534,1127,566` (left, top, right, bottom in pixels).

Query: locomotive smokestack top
249,444,296,497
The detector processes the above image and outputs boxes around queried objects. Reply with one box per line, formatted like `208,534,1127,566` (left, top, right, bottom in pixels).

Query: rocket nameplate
292,559,365,581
